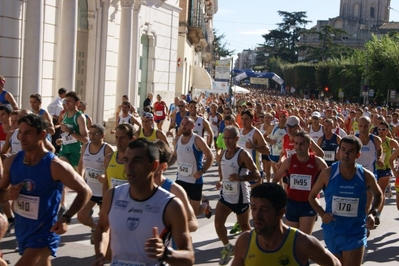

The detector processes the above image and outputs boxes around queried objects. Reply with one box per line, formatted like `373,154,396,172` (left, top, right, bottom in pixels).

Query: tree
302,25,354,62
213,30,235,60
257,11,311,64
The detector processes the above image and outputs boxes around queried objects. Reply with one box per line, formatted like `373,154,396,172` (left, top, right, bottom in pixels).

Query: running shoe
219,244,234,265
202,197,213,219
5,220,14,236
385,186,392,199
229,222,242,234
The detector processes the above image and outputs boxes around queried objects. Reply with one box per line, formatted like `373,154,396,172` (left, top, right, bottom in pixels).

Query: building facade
299,0,398,60
0,0,181,126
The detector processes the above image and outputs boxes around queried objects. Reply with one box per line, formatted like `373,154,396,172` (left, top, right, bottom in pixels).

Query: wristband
201,169,206,174
159,246,173,262
62,214,72,224
68,131,74,136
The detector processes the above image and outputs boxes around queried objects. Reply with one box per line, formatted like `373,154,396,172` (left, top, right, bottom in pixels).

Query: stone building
0,0,216,131
299,0,399,60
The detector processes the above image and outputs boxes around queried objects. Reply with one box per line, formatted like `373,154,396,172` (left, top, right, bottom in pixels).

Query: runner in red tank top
153,94,168,131
273,131,328,235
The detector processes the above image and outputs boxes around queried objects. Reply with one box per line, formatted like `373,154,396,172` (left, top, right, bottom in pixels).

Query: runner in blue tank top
309,135,382,266
317,118,341,167
0,114,91,265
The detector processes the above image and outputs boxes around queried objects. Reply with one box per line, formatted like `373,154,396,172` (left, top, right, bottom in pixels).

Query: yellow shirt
106,151,127,188
244,227,307,266
139,128,157,141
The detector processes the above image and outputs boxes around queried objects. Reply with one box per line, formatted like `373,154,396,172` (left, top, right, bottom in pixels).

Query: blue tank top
161,178,173,191
320,134,339,166
322,162,367,235
0,91,9,105
11,152,62,252
175,111,189,130
219,120,226,133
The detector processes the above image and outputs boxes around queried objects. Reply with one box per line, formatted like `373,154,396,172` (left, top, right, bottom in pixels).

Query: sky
213,0,399,56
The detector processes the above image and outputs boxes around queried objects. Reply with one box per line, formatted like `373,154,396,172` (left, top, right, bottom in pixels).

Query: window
370,7,375,19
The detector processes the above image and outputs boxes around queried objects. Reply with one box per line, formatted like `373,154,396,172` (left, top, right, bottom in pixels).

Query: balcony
188,0,206,45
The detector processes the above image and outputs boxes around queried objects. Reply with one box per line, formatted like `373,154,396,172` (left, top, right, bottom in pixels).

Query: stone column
21,0,44,108
115,0,134,107
130,0,143,109
56,0,78,91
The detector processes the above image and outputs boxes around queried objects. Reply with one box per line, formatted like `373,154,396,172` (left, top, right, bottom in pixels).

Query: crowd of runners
0,73,398,266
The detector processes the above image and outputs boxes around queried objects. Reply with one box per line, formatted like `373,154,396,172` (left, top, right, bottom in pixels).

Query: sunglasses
259,116,265,118
177,105,185,107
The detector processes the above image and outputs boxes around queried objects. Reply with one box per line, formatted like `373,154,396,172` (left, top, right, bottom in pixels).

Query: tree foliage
213,30,235,60
301,25,354,62
257,11,311,65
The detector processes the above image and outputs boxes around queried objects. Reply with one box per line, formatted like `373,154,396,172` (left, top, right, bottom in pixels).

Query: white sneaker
219,244,234,265
385,186,392,199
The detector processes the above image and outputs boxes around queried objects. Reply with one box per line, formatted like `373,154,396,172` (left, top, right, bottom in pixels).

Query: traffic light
324,86,329,92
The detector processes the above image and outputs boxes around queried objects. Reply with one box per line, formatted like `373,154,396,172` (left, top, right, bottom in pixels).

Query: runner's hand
8,182,24,200
321,213,335,224
145,227,164,259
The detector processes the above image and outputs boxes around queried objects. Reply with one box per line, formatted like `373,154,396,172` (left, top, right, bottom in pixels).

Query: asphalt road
1,158,399,265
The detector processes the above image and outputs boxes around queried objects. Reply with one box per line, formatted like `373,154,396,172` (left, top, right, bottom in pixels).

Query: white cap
311,111,321,118
286,116,300,127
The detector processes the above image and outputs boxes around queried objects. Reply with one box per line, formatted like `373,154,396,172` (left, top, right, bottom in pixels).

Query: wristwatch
62,214,72,224
201,169,206,174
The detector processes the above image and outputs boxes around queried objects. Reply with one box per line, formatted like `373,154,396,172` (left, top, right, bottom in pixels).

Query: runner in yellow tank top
231,183,340,266
103,124,136,195
135,112,168,144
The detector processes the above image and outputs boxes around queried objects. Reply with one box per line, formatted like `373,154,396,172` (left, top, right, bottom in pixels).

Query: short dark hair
18,113,48,134
115,123,136,138
127,138,159,163
30,93,42,103
251,183,287,213
188,100,198,106
154,140,172,163
379,121,389,129
295,130,311,144
121,101,131,108
241,109,254,120
90,123,105,134
58,88,67,95
340,135,362,154
65,91,80,102
0,105,12,115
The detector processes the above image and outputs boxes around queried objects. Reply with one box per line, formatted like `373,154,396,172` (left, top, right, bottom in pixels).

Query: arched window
370,7,375,19
353,3,360,18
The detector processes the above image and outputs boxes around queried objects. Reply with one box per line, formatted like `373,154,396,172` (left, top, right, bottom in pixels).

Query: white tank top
176,134,203,184
309,125,324,142
209,113,220,136
109,184,174,266
220,148,250,204
270,125,286,156
193,117,204,136
82,143,107,197
118,114,132,124
356,135,377,174
10,129,21,154
238,127,262,171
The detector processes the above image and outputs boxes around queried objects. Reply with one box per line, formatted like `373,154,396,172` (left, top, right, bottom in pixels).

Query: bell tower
339,0,391,26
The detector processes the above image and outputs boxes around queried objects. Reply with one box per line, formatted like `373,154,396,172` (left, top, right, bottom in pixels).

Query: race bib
238,136,248,147
380,152,386,162
86,167,103,183
111,260,146,266
155,111,163,116
286,149,296,158
332,196,359,217
178,162,193,176
61,132,78,145
223,181,239,195
324,151,336,161
290,174,311,191
110,178,127,188
13,194,40,220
